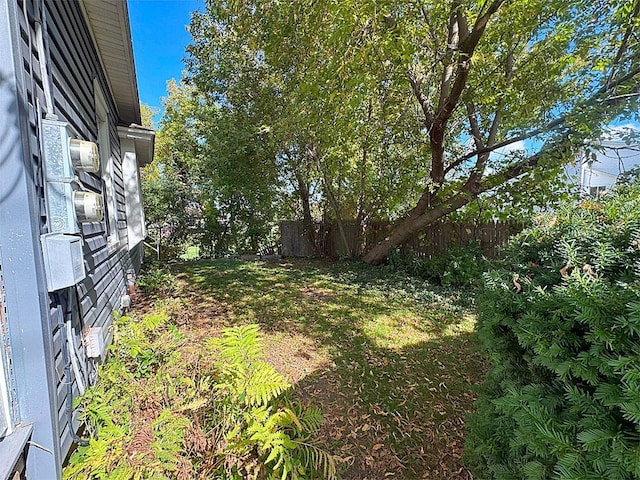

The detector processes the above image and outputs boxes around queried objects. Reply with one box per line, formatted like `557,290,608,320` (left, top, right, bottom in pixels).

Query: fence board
281,220,522,259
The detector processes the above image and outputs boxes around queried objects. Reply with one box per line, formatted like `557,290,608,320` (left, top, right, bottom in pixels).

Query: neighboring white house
574,128,640,195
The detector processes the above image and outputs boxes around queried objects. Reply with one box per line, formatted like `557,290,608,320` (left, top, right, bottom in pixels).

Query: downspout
34,0,56,120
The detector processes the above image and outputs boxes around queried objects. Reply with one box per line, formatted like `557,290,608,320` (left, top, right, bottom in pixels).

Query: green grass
166,258,483,479
179,244,200,261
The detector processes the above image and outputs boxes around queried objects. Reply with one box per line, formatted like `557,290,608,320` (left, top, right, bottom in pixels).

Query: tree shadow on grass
294,330,482,480
170,259,484,479
173,258,472,336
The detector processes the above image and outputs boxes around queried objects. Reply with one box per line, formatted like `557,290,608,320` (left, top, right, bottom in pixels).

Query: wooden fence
280,220,522,259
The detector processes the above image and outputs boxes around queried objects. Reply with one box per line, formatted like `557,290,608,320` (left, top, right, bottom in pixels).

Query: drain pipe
58,306,89,446
35,0,56,119
53,293,89,446
66,319,86,396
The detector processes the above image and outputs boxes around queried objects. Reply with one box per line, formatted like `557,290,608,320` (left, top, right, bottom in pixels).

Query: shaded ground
139,258,485,479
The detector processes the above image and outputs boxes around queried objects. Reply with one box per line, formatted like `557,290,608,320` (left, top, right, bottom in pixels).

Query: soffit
79,0,141,125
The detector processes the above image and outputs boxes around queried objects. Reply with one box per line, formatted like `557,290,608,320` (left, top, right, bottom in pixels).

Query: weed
137,263,176,297
388,242,489,287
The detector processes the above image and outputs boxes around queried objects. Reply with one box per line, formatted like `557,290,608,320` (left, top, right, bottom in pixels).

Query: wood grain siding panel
59,425,72,461
130,242,144,272
45,29,95,136
85,236,107,254
46,22,94,116
81,222,105,236
76,173,102,193
77,249,129,318
47,2,96,83
85,248,111,274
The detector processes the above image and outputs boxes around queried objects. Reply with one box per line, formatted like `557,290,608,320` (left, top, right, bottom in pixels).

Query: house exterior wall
0,0,149,478
573,140,640,195
0,0,63,477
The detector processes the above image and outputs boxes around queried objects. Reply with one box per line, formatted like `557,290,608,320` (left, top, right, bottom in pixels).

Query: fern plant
64,312,198,479
64,318,336,480
207,325,337,480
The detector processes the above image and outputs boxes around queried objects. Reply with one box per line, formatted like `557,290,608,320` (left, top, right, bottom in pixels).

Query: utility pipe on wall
35,0,55,119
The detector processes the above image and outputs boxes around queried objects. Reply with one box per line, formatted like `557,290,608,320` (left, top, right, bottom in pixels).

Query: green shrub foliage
136,263,176,297
388,242,489,287
466,184,640,479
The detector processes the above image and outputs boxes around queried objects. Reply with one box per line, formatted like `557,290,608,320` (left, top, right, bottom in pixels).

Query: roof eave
118,125,155,166
79,0,141,126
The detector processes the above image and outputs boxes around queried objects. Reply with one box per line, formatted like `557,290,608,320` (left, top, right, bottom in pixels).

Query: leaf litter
138,258,485,479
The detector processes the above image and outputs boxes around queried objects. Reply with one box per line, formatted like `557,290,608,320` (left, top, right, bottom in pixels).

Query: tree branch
606,0,640,88
409,73,435,129
437,4,462,111
466,102,484,150
434,0,505,125
459,0,504,54
446,65,640,173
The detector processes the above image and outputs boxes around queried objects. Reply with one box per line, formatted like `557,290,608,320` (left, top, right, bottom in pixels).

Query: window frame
94,80,120,248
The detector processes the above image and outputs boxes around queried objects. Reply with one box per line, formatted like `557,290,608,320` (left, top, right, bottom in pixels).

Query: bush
137,263,176,297
388,242,489,287
465,184,640,479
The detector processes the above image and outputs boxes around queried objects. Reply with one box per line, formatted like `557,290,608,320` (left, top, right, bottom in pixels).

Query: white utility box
84,323,113,362
40,233,86,292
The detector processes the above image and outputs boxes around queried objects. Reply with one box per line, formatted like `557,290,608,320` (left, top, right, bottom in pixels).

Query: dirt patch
300,286,335,301
262,333,328,384
296,367,476,480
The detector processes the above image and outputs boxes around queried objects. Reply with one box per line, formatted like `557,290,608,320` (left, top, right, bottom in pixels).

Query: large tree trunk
293,167,322,256
362,191,472,264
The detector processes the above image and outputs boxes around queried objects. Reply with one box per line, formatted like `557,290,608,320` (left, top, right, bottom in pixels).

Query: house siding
11,0,143,471
1,0,62,476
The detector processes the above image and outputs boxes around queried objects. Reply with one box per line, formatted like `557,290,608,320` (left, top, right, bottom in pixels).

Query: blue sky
128,0,203,123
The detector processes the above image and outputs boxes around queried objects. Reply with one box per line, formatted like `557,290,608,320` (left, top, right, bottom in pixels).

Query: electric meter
73,191,104,222
70,138,100,172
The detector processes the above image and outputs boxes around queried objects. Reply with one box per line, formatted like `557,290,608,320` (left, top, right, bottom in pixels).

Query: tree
183,10,300,255
141,82,202,258
358,0,640,263
186,1,431,256
187,0,640,263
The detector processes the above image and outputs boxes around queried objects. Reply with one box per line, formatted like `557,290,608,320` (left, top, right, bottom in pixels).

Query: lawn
141,258,483,479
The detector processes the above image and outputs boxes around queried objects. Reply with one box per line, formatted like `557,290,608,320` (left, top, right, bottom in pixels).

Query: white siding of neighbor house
576,141,640,194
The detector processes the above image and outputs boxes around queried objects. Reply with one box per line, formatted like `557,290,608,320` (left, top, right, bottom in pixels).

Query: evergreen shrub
465,183,640,479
